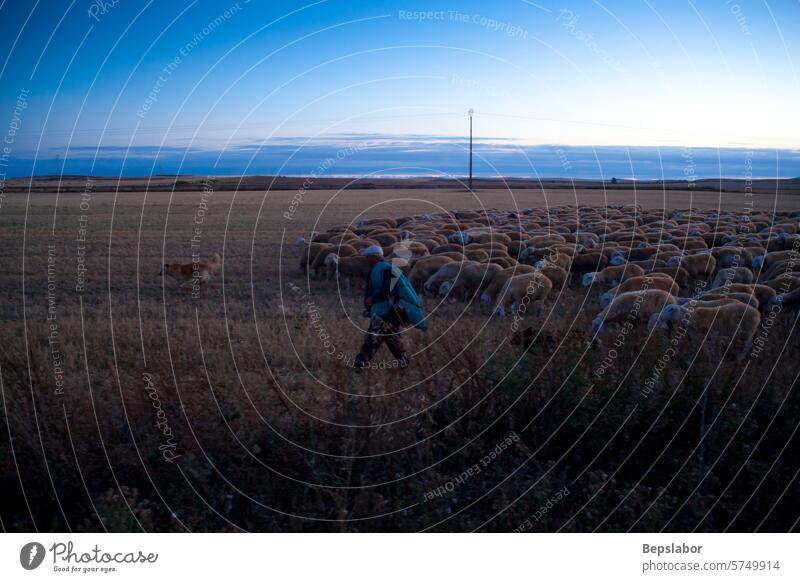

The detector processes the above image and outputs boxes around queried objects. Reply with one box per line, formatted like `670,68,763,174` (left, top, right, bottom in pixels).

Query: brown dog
162,253,221,291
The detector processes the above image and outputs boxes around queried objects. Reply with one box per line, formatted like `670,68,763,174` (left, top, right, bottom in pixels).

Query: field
1,184,799,532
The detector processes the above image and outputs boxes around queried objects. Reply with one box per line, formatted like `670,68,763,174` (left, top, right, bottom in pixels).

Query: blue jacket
366,261,427,331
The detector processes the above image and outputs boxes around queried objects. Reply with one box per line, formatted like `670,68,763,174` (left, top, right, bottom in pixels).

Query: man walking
354,245,427,370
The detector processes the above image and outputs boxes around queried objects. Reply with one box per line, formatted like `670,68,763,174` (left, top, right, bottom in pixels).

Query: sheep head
609,252,626,266
661,303,683,323
582,272,598,287
599,290,615,309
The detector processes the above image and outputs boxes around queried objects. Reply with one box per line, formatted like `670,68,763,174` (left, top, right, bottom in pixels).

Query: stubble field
1,185,799,532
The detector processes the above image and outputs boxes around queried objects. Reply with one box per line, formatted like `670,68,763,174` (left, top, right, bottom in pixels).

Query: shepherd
354,245,427,370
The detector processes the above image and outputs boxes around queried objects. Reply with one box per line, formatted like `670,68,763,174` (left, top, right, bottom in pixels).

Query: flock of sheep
296,204,800,352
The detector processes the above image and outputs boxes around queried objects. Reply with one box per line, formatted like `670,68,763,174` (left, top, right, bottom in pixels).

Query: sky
1,0,798,178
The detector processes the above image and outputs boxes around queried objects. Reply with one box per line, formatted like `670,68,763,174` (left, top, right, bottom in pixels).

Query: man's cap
359,244,384,257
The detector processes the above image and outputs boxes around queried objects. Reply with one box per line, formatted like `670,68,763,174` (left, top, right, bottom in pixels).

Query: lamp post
468,108,474,191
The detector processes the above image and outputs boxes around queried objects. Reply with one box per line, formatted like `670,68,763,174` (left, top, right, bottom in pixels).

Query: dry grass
0,187,798,532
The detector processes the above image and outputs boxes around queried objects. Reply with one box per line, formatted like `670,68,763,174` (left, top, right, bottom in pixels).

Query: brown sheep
324,255,371,290
698,292,760,310
760,258,800,281
570,253,611,277
328,233,360,246
769,286,800,310
298,242,331,271
423,261,476,296
762,275,800,294
483,256,518,269
703,283,776,309
650,265,691,288
436,251,467,262
407,256,454,290
465,249,490,262
537,264,569,290
432,243,467,255
592,288,677,334
667,253,717,280
599,275,679,309
469,232,513,245
711,266,755,289
480,265,538,306
582,263,645,288
309,244,357,279
649,301,761,352
534,252,573,272
439,262,502,301
494,272,553,317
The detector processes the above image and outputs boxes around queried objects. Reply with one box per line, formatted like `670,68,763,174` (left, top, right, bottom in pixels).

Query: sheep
309,244,357,279
568,252,609,279
582,263,645,288
712,246,755,268
711,266,755,289
413,238,444,252
423,261,475,296
703,283,777,309
359,217,398,229
432,243,467,255
762,275,800,294
483,256,518,269
536,264,569,290
667,253,717,280
435,251,467,262
408,256,454,290
468,232,513,246
649,265,691,288
506,241,528,257
298,242,331,271
493,272,553,317
465,249,490,262
324,255,371,290
439,262,502,301
768,287,800,310
479,265,538,306
448,231,472,244
529,234,567,247
754,249,800,271
592,288,677,334
696,292,759,310
599,275,679,309
674,297,742,308
622,246,662,262
648,302,761,352
328,233,361,246
760,258,800,281
627,258,669,270
533,252,572,272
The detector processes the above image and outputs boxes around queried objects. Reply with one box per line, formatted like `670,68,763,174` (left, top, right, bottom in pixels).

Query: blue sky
1,0,798,178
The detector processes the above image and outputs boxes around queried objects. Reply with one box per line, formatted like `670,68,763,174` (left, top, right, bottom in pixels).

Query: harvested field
1,185,799,532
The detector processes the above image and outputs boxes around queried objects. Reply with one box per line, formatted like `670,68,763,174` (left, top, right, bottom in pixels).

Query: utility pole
468,108,474,191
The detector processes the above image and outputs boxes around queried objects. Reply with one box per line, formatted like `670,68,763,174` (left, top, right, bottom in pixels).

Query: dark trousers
355,306,410,368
